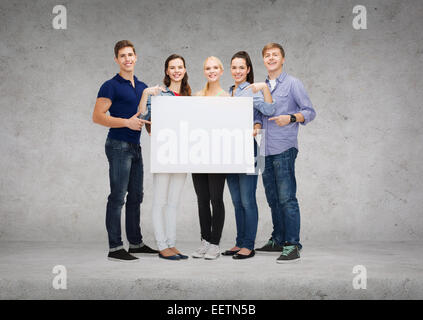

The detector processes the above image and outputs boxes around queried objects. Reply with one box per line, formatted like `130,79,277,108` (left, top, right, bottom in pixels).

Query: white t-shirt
269,79,277,91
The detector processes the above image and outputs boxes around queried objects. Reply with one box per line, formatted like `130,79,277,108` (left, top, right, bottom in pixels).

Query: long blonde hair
199,56,224,96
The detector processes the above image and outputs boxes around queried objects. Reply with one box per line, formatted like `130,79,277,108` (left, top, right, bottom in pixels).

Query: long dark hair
230,51,254,84
163,54,191,96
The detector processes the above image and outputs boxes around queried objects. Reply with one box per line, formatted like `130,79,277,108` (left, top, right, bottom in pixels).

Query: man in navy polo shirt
93,40,158,262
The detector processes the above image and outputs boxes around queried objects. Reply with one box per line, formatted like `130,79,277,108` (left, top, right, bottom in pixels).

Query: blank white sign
150,96,254,173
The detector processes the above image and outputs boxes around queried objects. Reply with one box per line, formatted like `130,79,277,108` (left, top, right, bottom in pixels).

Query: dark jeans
226,173,258,250
192,173,226,245
105,138,143,250
261,147,302,248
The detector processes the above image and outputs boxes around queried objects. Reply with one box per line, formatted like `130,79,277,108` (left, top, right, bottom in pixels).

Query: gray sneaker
192,239,210,258
204,244,220,260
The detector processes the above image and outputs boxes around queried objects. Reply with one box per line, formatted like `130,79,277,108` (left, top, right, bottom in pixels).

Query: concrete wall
1,0,422,244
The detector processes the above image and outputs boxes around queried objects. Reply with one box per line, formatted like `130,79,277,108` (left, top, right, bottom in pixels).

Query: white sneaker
192,239,210,258
204,244,220,260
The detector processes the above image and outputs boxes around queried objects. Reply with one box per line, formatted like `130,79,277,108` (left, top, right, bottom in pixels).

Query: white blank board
150,96,254,173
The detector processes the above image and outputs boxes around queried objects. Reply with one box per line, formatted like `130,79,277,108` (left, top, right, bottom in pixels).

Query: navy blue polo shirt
97,73,148,144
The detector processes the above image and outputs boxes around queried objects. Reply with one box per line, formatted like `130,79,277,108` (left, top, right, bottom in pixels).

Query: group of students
93,40,316,265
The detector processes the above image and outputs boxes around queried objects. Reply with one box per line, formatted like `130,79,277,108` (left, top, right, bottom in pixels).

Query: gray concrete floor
0,241,422,299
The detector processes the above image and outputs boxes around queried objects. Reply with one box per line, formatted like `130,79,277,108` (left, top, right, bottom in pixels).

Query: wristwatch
289,114,297,123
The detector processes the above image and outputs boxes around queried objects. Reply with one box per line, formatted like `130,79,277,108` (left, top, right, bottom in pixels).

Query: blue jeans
226,173,258,250
261,147,302,249
105,138,144,250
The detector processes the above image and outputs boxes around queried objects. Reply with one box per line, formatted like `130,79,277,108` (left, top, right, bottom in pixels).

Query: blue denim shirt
141,87,176,121
229,81,275,117
254,72,316,156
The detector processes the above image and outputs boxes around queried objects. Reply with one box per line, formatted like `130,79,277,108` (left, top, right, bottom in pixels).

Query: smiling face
263,47,284,73
166,58,186,83
204,57,223,82
231,57,250,85
114,46,137,72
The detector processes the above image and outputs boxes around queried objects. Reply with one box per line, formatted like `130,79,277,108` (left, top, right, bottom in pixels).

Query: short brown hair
262,42,285,58
114,40,136,58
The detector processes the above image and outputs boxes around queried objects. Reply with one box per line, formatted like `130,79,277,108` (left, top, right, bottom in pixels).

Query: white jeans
152,173,187,251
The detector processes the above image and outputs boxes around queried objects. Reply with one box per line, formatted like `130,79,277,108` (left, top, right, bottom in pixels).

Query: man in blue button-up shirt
254,43,316,263
93,40,158,262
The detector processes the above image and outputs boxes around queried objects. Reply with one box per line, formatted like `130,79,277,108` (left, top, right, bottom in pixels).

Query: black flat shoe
222,249,240,256
233,250,255,260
